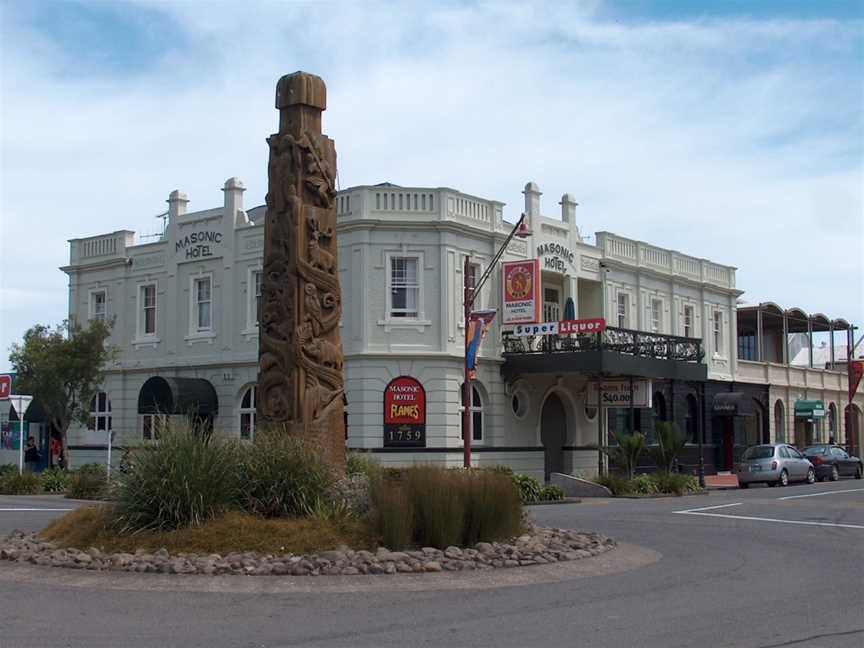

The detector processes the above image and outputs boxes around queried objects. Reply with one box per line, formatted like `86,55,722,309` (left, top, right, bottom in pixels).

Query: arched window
460,384,484,442
649,392,666,445
239,385,257,440
685,394,698,444
774,400,786,443
828,403,837,442
88,392,112,432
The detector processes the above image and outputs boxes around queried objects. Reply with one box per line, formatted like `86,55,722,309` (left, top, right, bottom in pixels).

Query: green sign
794,400,825,418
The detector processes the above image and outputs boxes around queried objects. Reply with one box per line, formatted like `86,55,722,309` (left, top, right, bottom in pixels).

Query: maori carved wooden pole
258,72,345,471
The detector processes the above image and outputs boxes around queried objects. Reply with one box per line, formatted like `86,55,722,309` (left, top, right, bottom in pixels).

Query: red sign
558,318,607,335
502,259,541,324
850,360,864,401
0,375,11,400
383,376,426,447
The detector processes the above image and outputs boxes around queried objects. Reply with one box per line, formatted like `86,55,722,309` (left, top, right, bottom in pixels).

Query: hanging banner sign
850,360,864,401
501,259,541,324
587,380,653,408
511,318,606,337
383,376,426,447
0,374,13,400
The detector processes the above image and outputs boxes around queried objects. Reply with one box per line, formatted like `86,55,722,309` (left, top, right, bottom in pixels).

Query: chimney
523,181,541,229
222,177,247,225
560,193,578,223
167,190,188,220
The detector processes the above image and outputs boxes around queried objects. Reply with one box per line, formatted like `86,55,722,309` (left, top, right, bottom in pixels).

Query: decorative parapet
596,231,736,289
68,231,135,265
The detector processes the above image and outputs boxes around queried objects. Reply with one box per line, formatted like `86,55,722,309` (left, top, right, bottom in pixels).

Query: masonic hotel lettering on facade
55,179,863,480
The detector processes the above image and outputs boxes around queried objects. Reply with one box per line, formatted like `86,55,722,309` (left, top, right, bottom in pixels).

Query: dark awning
712,392,753,417
137,377,219,416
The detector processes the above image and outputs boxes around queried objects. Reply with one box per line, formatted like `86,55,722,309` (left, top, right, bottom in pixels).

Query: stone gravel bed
0,526,615,577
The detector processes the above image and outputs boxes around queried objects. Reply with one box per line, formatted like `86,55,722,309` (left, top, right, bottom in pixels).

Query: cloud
1,2,862,369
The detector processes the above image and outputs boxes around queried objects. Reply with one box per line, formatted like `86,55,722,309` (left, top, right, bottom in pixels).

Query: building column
829,323,835,369
808,318,813,368
757,306,763,362
782,314,789,365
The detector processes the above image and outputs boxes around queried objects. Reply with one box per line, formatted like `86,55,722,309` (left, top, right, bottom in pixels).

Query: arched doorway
774,400,785,443
540,393,566,482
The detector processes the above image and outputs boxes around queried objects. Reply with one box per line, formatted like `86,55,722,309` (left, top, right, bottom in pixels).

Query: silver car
736,444,816,488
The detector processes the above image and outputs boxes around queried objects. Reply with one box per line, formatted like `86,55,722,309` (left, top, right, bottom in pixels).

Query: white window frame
651,298,663,333
617,292,629,328
713,310,723,355
87,391,112,433
186,273,216,343
459,383,485,445
135,282,159,344
389,256,420,318
141,414,168,441
467,262,482,310
88,289,107,323
238,384,257,440
379,251,431,331
683,305,694,338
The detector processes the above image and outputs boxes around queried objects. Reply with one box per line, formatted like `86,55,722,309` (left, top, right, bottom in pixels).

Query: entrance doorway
543,287,561,323
541,394,566,481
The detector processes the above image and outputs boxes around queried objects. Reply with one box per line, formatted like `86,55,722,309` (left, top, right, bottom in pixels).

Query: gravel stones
0,525,615,578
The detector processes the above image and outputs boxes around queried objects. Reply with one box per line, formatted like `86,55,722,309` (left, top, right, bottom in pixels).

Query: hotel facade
9,178,857,480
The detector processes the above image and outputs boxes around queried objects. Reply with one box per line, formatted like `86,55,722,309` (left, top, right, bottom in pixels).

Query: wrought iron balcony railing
502,326,704,363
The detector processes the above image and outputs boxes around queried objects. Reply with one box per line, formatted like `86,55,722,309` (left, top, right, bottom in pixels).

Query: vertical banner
466,309,497,380
383,376,426,447
502,259,541,324
850,360,864,401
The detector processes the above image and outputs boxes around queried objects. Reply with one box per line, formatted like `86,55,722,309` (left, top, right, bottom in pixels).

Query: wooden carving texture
258,73,344,470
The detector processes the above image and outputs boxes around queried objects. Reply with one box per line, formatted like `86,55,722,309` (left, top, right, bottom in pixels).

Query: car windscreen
742,446,775,460
803,446,828,455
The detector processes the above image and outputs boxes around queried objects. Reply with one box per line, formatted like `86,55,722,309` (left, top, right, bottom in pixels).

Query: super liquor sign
383,376,426,447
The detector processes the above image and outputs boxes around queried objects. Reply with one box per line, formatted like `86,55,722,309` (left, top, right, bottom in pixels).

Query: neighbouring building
57,178,864,479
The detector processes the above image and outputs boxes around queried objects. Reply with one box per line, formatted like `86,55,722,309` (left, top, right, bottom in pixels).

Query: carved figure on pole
257,72,345,470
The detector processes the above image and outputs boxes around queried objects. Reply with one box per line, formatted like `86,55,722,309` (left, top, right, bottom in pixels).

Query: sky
0,0,862,371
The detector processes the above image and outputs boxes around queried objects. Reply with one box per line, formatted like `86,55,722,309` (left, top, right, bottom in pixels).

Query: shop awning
137,377,219,416
712,392,753,417
794,400,825,418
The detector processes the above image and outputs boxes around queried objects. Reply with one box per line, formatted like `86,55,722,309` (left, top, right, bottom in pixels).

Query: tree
603,430,645,480
649,421,687,474
8,319,116,467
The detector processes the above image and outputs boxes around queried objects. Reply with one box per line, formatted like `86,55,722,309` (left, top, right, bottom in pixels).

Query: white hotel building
52,178,862,479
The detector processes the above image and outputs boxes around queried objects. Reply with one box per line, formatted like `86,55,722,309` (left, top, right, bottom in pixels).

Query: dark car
801,445,863,481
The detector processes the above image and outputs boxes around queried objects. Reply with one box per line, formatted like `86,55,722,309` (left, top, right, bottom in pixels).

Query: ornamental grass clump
112,422,242,531
66,465,108,500
40,467,71,493
0,471,41,495
241,425,335,518
460,470,523,547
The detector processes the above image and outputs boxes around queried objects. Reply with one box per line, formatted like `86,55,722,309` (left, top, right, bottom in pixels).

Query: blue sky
1,1,862,369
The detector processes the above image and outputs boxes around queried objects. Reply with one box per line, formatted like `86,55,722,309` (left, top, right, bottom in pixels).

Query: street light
462,213,532,468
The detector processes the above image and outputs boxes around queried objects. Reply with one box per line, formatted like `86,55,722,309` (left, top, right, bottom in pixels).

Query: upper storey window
390,257,419,318
89,290,107,323
194,277,212,332
139,283,157,337
617,293,629,328
683,305,694,338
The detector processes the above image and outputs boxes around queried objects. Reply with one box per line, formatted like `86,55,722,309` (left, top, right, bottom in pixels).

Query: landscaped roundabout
0,425,615,578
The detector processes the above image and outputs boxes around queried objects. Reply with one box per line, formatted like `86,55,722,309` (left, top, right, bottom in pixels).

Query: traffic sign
0,374,12,400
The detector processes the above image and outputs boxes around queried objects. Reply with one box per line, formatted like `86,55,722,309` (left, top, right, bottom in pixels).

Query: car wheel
739,482,749,489
855,465,862,480
806,467,815,484
779,469,789,487
830,465,839,482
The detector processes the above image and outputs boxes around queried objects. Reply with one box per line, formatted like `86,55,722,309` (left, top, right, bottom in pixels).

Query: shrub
368,466,523,549
66,467,108,500
0,464,18,478
649,422,686,474
512,474,544,503
346,452,381,481
0,472,41,495
241,426,334,518
630,474,659,495
539,484,566,501
603,431,645,480
652,472,699,495
327,474,371,516
595,473,633,496
40,467,71,493
112,422,242,531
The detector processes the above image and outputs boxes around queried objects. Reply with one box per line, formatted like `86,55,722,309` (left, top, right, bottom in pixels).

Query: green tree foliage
8,320,116,463
603,430,645,480
649,422,687,474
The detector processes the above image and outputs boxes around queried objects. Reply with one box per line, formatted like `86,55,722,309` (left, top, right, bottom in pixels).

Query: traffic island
0,525,615,577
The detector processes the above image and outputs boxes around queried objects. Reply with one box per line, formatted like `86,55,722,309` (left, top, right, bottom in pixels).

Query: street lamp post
462,213,531,468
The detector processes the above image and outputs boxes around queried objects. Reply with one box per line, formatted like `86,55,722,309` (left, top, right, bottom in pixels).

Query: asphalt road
0,481,862,648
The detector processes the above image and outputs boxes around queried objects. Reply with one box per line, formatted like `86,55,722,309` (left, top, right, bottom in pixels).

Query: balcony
501,326,707,383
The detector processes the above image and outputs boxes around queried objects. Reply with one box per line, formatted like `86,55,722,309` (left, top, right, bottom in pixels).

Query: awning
137,377,219,416
794,400,825,418
712,392,753,417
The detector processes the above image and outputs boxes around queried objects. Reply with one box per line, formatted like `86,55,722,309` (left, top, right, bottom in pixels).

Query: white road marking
673,510,864,530
676,502,743,513
778,488,864,501
0,508,73,512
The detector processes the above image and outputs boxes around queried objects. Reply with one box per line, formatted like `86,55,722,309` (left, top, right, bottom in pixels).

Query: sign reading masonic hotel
537,242,574,272
175,231,223,259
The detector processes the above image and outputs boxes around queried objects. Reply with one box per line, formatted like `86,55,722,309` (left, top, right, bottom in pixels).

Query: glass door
543,287,560,323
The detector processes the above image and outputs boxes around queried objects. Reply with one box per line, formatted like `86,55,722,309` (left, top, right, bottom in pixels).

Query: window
390,257,419,318
253,271,262,326
194,277,212,332
239,385,257,440
651,299,662,333
683,305,694,338
828,403,837,438
87,392,112,432
543,288,560,322
139,284,157,336
617,293,629,328
738,331,756,361
460,384,484,442
774,400,786,443
90,290,107,322
713,311,723,354
685,394,698,443
142,414,168,441
466,263,481,308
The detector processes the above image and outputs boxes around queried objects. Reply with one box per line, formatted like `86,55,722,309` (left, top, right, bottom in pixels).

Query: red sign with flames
502,259,541,324
383,376,426,447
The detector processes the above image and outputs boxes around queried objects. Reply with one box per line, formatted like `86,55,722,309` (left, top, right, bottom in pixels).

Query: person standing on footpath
24,437,40,473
